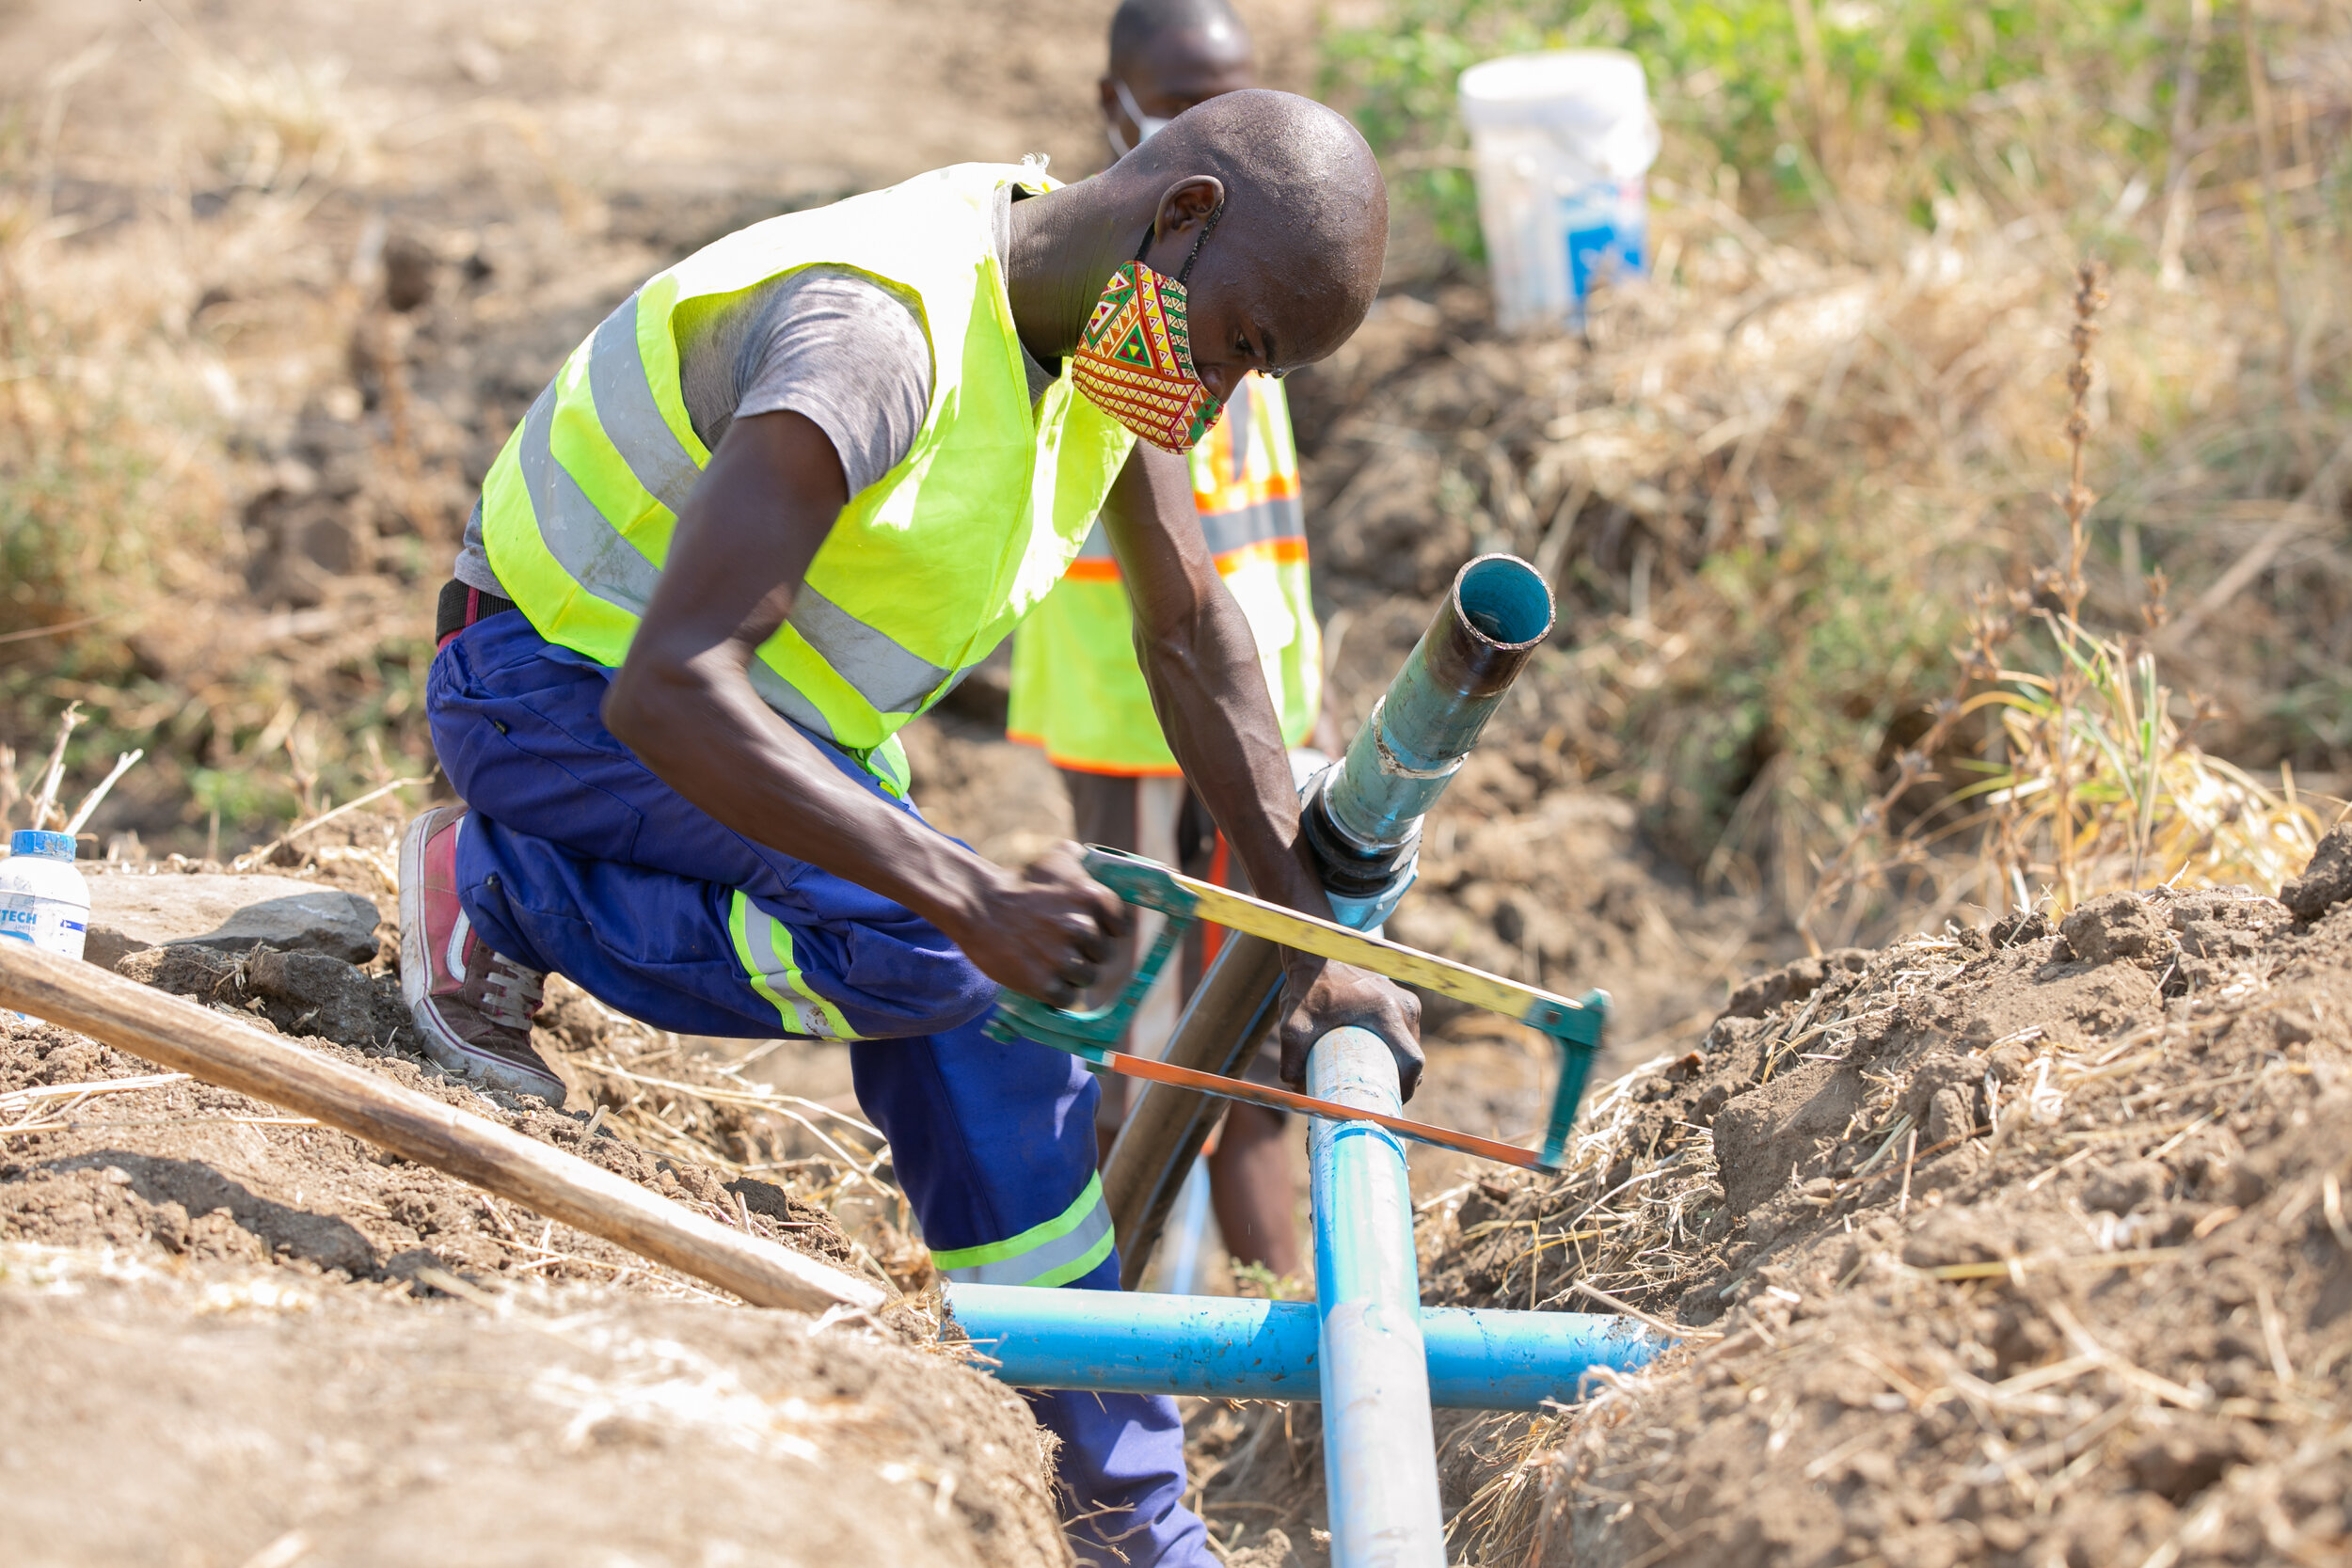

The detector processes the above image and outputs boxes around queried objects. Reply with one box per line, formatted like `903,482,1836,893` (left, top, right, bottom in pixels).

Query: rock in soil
0,913,1066,1566
2281,819,2352,921
2058,889,2171,966
84,870,385,968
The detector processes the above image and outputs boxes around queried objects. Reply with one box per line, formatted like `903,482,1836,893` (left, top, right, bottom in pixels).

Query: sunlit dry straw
232,773,431,870
62,749,141,837
24,702,83,832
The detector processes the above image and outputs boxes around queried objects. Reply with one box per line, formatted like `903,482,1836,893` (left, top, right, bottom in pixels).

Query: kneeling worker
1009,0,1317,1283
399,89,1420,1567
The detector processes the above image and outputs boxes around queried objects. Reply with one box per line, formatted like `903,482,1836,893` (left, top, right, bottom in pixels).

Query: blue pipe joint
944,1285,1662,1409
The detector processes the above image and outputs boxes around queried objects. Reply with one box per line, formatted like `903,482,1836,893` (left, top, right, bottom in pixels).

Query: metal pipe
1310,1025,1444,1565
946,1285,1660,1408
1104,931,1285,1288
1304,554,1556,896
1104,554,1557,1280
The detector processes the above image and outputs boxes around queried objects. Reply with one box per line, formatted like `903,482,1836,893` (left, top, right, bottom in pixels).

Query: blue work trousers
425,610,1206,1568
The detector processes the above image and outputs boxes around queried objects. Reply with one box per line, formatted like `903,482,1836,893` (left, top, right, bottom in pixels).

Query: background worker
1008,0,1317,1283
402,92,1415,1568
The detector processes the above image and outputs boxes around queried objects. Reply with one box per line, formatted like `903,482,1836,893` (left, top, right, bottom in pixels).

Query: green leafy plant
1325,0,2200,263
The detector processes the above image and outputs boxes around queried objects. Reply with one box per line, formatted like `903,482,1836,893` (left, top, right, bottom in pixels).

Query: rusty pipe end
1422,554,1556,702
1309,555,1556,884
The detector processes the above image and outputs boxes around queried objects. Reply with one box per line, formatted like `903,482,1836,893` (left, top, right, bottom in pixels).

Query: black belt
436,578,520,642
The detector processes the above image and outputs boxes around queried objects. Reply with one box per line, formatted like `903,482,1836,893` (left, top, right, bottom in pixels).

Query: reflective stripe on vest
1006,374,1319,774
1064,493,1302,571
506,320,951,741
481,164,1135,782
1067,374,1303,573
930,1173,1117,1288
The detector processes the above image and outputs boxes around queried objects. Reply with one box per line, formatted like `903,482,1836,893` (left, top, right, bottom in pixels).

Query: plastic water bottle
1458,50,1661,331
1,829,90,1023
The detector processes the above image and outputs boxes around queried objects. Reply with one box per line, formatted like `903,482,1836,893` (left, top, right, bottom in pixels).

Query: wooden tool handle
0,942,888,1315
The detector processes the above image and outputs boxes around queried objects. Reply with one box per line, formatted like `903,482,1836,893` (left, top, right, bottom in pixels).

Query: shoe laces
478,954,545,1033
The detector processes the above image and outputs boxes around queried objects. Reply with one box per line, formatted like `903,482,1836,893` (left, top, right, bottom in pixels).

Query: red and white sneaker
397,805,566,1104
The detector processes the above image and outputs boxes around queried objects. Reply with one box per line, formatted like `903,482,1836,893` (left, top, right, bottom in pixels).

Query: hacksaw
987,847,1609,1171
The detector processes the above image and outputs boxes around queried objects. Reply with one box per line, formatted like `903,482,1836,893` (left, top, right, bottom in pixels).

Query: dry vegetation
2,22,461,847
1,1,2344,951
1802,264,2326,945
1302,0,2352,951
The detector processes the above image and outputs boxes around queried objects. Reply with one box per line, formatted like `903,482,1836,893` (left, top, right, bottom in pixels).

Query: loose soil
1193,851,2352,1565
0,914,1063,1568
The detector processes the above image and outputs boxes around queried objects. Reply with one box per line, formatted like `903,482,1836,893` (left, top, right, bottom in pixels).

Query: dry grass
528,975,931,1294
1422,892,2345,1565
1313,176,2351,936
1803,263,2334,947
2,30,464,854
1308,5,2352,949
0,701,140,844
5,1,2345,928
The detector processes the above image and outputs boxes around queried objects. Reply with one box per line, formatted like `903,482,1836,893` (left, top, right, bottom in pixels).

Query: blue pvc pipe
945,1285,1661,1409
1310,1026,1445,1565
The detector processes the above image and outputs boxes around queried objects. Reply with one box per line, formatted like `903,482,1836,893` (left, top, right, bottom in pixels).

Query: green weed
1326,0,2219,261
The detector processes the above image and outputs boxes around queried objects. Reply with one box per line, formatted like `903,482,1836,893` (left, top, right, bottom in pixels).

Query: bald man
401,92,1410,1566
1011,0,1316,1286
1100,0,1255,155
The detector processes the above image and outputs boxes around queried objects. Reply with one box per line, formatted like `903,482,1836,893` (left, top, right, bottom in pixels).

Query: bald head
1109,0,1249,75
1119,89,1388,371
1101,0,1255,158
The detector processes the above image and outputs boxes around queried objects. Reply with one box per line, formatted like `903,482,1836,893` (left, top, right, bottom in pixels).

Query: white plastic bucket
1,829,88,1025
1458,50,1660,331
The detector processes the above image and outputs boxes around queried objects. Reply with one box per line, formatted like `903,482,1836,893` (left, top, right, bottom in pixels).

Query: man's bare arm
602,410,1123,1006
1100,442,1423,1095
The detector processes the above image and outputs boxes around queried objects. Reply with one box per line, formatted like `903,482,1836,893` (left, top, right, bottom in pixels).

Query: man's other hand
952,841,1133,1008
1275,957,1423,1101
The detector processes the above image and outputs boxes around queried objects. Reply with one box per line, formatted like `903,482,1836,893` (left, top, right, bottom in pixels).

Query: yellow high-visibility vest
480,163,1136,793
1007,373,1319,775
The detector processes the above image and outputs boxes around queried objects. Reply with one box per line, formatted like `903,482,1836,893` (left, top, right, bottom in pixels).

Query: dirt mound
2,1255,1062,1568
0,914,1065,1565
4,941,887,1295
1408,881,2352,1565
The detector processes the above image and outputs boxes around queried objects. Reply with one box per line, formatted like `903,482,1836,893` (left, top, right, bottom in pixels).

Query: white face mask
1105,79,1170,157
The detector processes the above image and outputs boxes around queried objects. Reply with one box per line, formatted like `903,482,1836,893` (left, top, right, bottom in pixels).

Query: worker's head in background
1102,0,1255,159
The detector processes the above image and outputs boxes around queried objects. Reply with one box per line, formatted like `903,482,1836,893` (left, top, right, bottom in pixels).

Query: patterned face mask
1069,208,1229,452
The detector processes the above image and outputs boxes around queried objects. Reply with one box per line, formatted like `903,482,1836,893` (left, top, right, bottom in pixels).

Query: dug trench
23,846,2352,1568
18,841,2349,1566
0,896,1067,1567
1188,837,2352,1566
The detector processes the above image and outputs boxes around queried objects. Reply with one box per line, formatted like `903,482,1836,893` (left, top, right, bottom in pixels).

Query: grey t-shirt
453,186,1056,596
